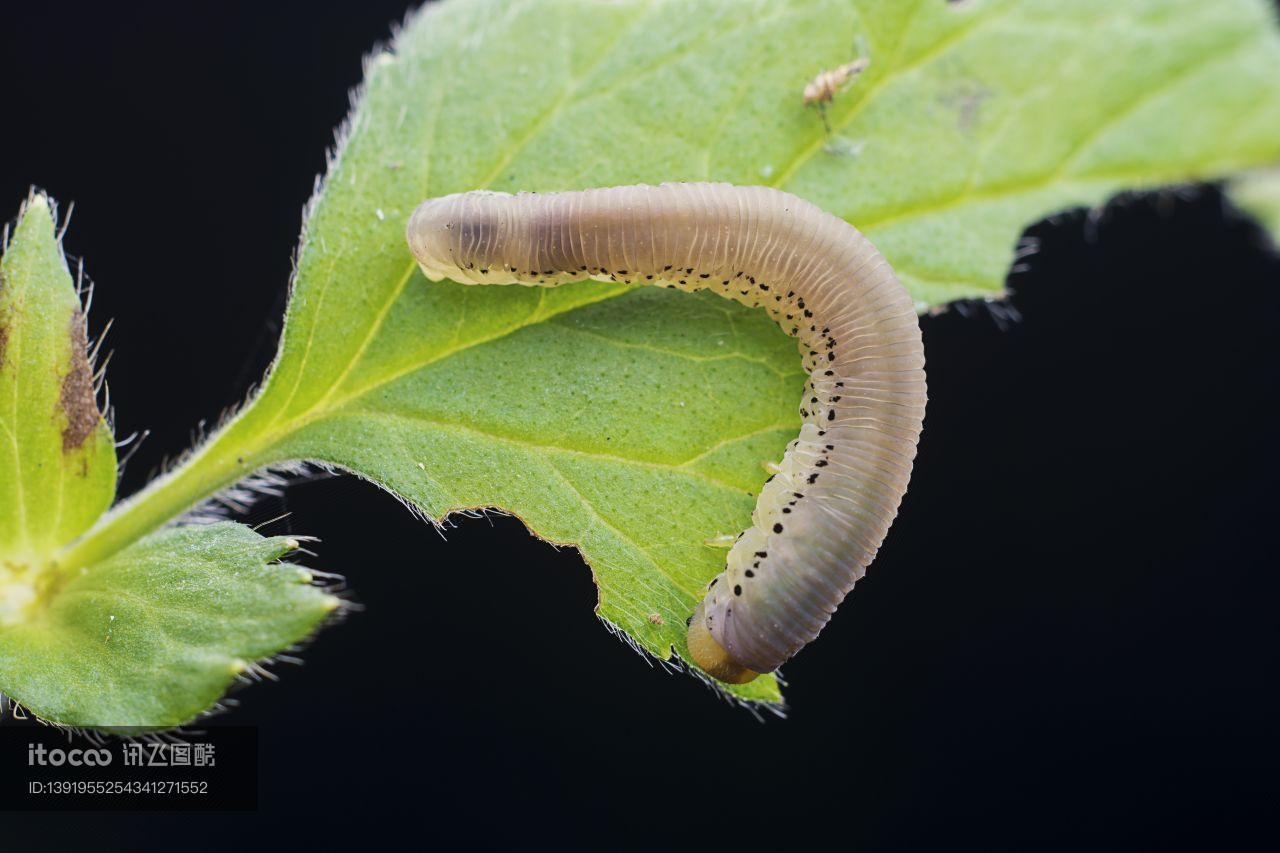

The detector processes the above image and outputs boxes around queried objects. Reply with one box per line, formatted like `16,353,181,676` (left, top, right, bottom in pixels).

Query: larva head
686,601,761,685
407,192,507,282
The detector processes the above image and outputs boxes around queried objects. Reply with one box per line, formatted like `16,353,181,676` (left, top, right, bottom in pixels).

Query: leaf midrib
342,408,785,495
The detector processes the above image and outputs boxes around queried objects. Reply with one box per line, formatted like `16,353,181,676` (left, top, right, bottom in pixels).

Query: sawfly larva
407,182,926,684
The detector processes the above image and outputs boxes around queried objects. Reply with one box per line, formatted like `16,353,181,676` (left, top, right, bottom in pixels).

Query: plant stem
55,408,273,573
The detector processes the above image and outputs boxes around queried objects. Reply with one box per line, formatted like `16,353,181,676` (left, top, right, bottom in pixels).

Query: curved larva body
407,183,926,683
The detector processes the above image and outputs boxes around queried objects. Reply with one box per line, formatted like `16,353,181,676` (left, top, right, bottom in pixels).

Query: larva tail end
686,601,761,685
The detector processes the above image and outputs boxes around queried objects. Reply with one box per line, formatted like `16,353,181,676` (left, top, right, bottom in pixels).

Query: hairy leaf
0,195,114,620
0,199,338,729
1,523,339,729
63,0,1280,708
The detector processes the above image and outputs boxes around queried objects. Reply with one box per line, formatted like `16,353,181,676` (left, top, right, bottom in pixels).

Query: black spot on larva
663,264,672,271
699,272,710,279
755,551,768,558
825,444,835,450
734,585,742,596
685,615,693,627
745,570,755,578
709,578,719,587
816,460,829,467
760,284,769,291
828,351,836,362
618,270,628,275
808,473,820,484
773,523,784,534
827,409,836,421
824,370,834,376
782,507,792,513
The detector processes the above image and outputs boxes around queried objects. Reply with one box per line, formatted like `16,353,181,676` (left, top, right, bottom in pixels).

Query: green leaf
0,194,115,618
1228,167,1280,243
0,522,339,729
62,0,1280,708
0,200,337,730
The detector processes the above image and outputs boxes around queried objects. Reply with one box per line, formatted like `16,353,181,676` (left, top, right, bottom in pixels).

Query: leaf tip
11,190,57,246
27,192,50,214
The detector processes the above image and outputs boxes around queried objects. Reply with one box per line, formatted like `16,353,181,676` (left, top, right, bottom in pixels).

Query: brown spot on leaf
60,310,99,452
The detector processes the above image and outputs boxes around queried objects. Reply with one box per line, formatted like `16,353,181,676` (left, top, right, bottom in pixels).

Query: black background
2,2,1277,849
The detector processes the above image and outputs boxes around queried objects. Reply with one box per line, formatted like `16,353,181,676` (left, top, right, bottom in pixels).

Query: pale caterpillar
407,183,926,684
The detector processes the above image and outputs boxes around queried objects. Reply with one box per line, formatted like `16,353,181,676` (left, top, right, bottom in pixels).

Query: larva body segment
407,183,926,682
